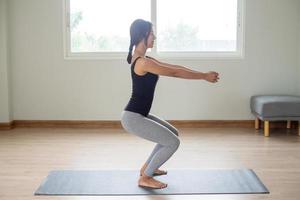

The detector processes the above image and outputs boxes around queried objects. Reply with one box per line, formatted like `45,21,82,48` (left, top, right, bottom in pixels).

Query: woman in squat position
121,19,220,189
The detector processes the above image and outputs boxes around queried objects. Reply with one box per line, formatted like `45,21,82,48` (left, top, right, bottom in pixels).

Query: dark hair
127,19,152,64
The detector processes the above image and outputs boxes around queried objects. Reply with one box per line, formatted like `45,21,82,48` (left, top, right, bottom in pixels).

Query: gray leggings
121,110,180,177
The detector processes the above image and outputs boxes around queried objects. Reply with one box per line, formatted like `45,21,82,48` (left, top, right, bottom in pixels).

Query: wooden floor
0,127,300,200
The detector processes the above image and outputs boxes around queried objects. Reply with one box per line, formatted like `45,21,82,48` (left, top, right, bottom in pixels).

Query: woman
121,19,219,189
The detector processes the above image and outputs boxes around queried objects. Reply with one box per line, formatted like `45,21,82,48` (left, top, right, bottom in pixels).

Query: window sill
64,51,244,60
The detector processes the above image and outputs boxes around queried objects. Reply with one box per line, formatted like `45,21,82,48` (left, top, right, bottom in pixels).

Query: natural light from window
157,0,237,52
68,0,241,55
70,0,150,52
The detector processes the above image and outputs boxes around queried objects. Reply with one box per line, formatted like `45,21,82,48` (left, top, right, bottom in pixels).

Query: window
63,0,245,59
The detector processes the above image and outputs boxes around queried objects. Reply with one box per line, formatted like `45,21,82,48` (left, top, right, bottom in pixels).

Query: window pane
70,0,150,52
157,0,238,52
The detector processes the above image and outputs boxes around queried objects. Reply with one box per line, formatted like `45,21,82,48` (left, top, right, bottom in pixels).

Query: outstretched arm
144,56,219,83
146,56,197,73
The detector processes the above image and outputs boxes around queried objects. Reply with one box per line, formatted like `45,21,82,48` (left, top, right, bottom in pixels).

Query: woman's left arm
146,56,197,73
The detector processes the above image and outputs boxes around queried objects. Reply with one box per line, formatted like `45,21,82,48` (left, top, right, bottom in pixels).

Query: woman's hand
204,71,220,83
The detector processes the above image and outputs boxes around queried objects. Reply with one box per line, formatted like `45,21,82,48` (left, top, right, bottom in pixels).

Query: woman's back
124,57,159,117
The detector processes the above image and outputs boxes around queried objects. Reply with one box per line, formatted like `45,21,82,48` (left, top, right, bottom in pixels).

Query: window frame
63,0,245,60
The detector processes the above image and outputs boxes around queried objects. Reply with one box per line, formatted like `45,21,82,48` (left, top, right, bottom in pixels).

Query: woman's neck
133,43,147,57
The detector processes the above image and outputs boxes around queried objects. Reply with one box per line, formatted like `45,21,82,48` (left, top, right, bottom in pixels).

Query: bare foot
153,169,167,175
140,169,167,176
138,172,168,189
140,163,167,176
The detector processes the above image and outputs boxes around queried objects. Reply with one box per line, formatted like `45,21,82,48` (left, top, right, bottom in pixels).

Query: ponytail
127,42,134,64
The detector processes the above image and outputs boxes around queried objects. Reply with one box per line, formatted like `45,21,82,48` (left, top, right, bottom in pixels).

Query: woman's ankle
140,172,152,179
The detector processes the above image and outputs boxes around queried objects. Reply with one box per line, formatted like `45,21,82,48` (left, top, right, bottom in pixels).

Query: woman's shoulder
131,55,160,69
131,55,144,64
132,55,154,62
131,56,148,76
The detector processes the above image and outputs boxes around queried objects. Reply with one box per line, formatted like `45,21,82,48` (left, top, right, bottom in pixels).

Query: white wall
0,0,12,122
5,0,300,121
298,1,300,95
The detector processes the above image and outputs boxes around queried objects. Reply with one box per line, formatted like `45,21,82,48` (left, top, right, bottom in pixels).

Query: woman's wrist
200,72,207,80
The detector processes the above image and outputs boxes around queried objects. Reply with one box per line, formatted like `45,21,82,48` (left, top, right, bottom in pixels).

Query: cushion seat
250,95,300,137
250,95,300,121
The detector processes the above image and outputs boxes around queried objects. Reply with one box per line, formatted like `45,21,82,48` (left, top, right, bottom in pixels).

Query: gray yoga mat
34,169,269,196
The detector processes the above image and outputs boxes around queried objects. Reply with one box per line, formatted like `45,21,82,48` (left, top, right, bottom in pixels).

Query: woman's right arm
140,58,219,82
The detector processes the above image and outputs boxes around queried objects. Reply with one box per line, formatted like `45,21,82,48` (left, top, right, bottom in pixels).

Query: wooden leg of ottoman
255,117,260,129
264,121,270,137
287,121,291,129
298,121,300,136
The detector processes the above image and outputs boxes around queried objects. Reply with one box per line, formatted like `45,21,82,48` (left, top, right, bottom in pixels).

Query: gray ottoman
250,95,300,136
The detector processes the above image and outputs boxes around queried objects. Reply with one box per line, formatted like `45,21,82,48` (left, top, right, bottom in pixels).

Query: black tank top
124,56,159,117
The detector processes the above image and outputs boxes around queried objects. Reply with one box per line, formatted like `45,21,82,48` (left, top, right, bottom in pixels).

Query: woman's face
146,28,156,49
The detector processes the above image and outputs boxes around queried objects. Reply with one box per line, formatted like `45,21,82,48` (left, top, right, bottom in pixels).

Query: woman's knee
168,137,180,150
